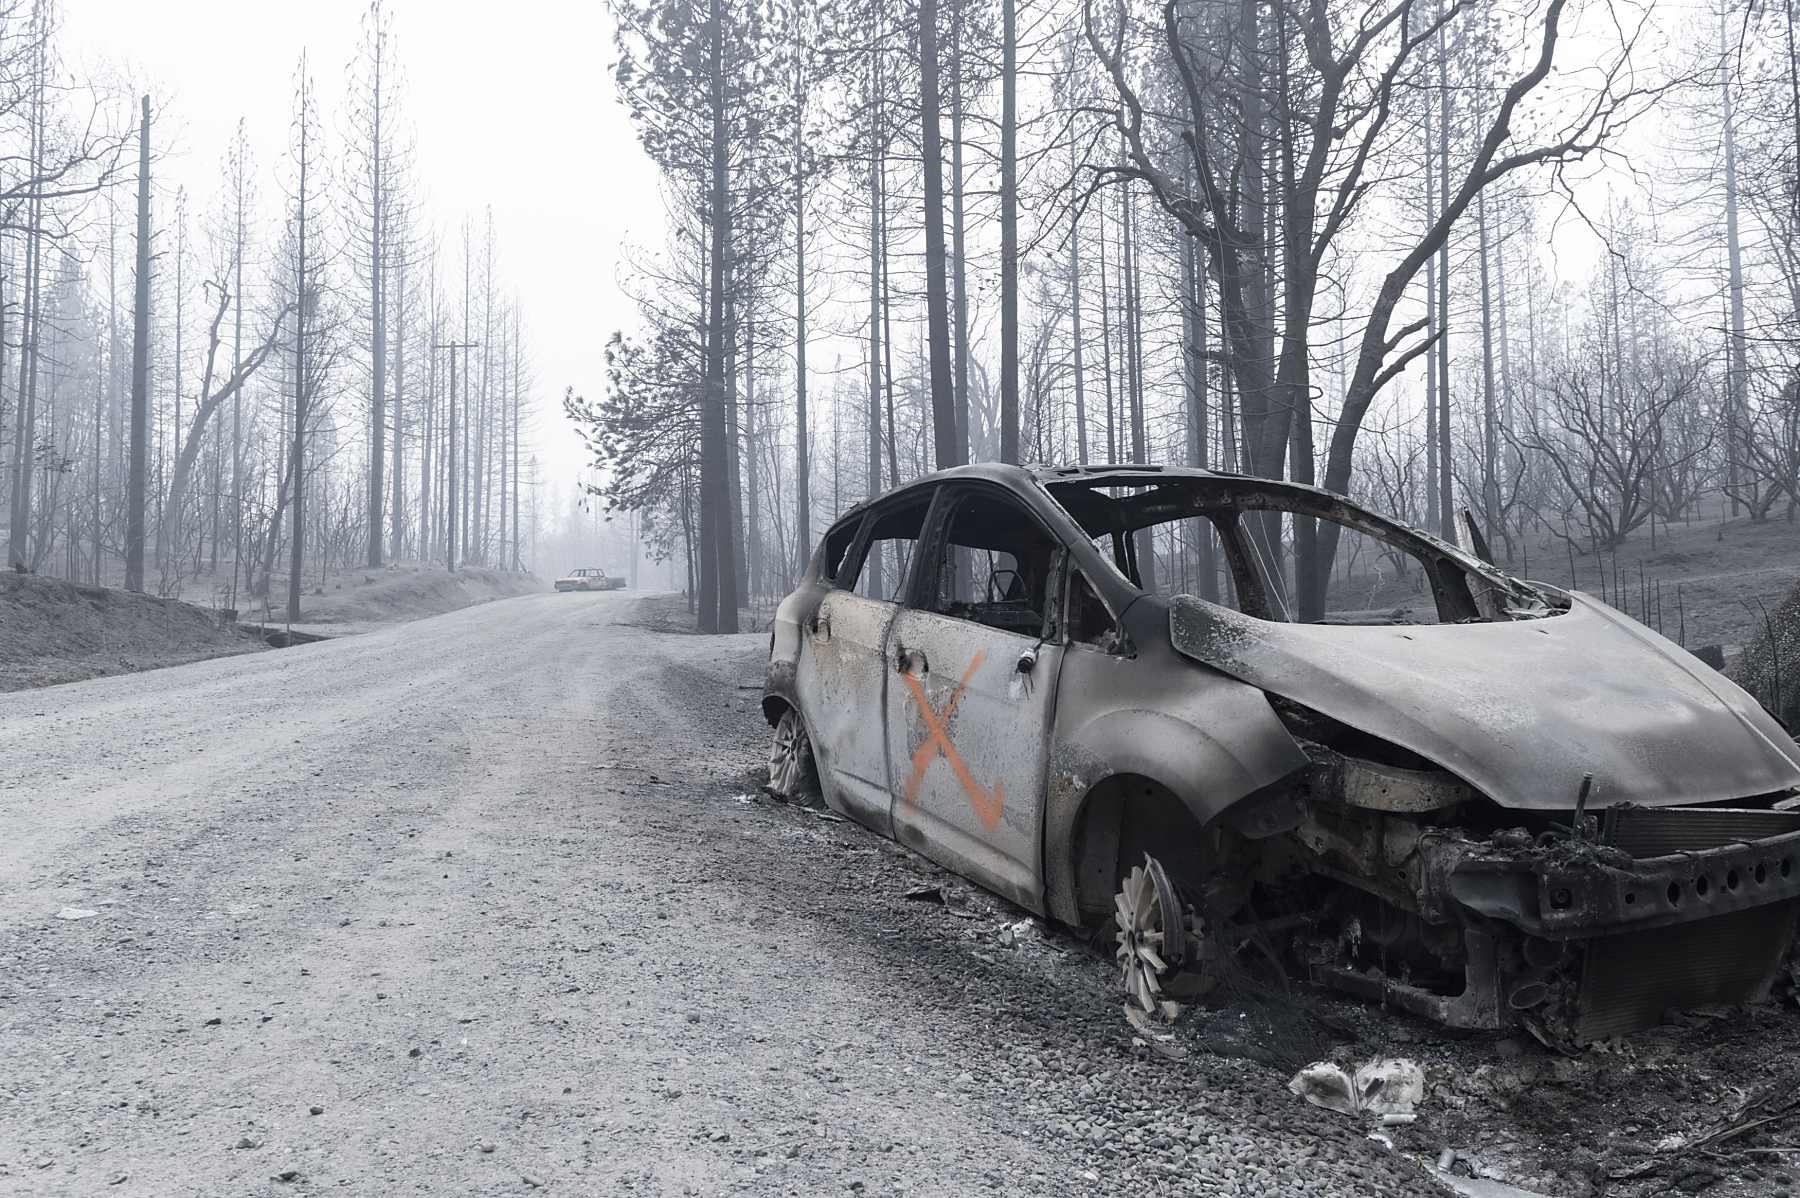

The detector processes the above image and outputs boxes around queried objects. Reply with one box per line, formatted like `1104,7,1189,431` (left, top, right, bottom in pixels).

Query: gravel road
1,591,1442,1197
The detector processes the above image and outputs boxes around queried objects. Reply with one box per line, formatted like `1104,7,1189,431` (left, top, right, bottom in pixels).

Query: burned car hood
1169,594,1800,810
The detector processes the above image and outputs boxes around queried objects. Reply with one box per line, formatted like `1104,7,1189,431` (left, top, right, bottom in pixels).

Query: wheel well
761,694,792,728
1070,774,1210,924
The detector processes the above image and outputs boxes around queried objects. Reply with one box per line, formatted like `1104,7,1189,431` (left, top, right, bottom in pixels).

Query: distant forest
0,1,539,623
580,0,1800,630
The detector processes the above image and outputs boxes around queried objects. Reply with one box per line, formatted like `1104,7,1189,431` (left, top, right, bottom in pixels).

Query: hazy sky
59,0,662,493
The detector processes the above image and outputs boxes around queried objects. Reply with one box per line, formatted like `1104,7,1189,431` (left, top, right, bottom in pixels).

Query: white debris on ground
1289,1057,1426,1123
1429,1170,1559,1198
996,917,1038,947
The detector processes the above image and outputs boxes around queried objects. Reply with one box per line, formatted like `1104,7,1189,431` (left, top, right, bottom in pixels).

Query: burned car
761,463,1800,1044
555,567,624,592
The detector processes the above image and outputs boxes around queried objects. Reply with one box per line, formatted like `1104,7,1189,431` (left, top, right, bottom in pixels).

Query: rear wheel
766,708,820,803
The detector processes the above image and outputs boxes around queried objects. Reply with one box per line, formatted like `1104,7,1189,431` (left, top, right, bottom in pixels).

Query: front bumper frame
1448,828,1800,939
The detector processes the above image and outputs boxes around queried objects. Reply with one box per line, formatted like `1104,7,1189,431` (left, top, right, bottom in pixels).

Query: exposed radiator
1575,901,1798,1041
1604,805,1800,858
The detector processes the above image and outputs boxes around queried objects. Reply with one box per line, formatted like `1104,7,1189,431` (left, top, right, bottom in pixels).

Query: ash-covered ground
4,591,1795,1197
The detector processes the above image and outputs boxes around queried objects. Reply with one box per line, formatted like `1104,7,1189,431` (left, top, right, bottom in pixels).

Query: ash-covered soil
0,572,263,691
5,591,1797,1197
1,564,545,694
280,563,542,626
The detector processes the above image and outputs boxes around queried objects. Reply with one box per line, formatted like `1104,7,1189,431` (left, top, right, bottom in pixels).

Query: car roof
826,461,1285,523
823,461,1487,562
832,459,1457,517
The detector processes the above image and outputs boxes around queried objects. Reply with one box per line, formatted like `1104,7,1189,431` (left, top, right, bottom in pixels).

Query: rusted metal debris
762,462,1800,1044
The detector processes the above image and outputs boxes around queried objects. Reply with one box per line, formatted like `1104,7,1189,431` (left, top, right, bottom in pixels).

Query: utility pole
288,67,312,628
124,95,151,592
432,338,477,572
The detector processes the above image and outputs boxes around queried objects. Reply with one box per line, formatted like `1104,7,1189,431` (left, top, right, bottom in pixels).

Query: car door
796,489,935,835
885,484,1065,912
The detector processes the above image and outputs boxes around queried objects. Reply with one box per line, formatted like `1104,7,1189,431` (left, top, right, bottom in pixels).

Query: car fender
762,585,816,725
1041,687,1308,925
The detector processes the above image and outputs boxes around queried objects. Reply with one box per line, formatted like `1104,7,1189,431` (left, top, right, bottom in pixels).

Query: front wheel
766,708,820,803
1116,855,1202,1017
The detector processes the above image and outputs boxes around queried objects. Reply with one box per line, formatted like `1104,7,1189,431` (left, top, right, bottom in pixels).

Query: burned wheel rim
1115,855,1190,1015
767,709,819,801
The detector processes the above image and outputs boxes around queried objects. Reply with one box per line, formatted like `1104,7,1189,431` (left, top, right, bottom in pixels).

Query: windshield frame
1039,470,1549,625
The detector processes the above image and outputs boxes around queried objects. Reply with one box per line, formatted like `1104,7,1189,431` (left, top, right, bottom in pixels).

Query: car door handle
893,645,928,675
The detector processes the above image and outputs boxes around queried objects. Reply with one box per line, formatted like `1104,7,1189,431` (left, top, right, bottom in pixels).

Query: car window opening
1046,477,1556,627
840,494,932,603
821,518,860,583
922,490,1059,638
1066,567,1128,654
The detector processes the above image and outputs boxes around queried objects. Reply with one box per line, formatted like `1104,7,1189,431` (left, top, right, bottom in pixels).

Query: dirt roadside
0,573,262,692
263,564,543,627
0,565,543,693
4,593,1796,1197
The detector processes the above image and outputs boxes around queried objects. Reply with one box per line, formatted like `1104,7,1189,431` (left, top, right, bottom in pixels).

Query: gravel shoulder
6,592,1794,1197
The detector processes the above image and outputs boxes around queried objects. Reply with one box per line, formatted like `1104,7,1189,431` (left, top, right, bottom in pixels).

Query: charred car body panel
1042,633,1310,926
1169,594,1800,811
764,463,1800,1042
